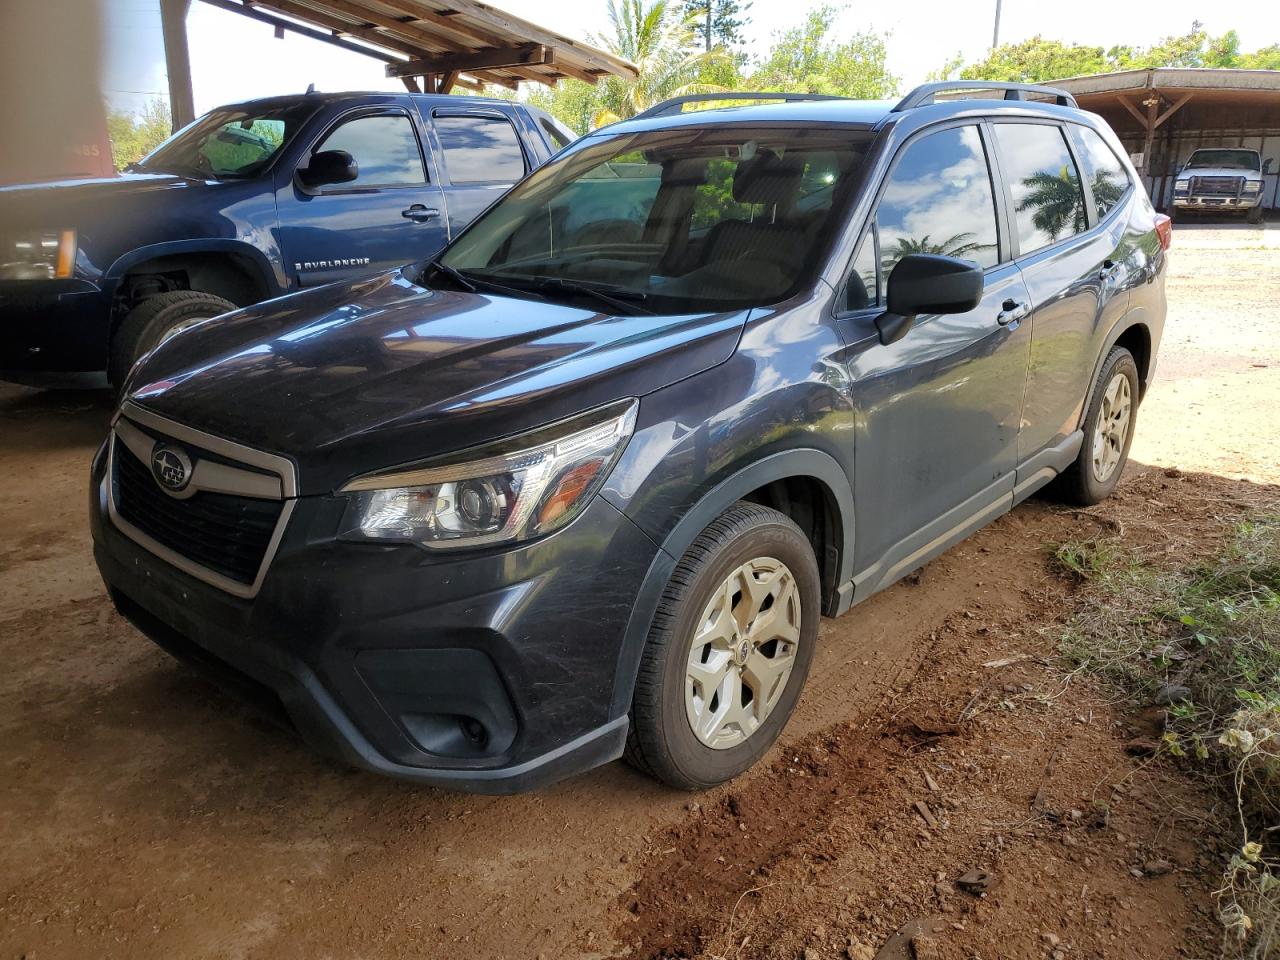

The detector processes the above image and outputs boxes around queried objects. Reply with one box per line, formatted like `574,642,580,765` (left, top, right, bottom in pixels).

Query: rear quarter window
1071,126,1131,220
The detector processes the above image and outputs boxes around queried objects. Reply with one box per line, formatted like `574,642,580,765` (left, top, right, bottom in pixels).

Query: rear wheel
1052,346,1139,506
109,290,237,390
624,502,821,790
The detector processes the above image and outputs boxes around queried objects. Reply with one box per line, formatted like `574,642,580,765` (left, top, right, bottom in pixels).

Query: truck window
434,115,527,184
314,114,426,187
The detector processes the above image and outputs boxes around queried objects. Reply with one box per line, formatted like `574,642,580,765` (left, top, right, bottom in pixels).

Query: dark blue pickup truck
0,91,573,388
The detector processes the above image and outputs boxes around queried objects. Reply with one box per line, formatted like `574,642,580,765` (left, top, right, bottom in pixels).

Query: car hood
1178,166,1259,179
0,172,196,214
127,269,748,495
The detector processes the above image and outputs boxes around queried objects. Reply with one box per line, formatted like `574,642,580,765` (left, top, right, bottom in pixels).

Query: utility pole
991,0,1002,49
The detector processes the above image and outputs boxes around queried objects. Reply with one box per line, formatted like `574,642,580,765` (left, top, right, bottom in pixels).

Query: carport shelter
157,0,636,126
1053,68,1280,214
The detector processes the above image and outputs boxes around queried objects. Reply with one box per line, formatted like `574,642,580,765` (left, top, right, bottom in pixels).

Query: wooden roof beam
385,42,551,79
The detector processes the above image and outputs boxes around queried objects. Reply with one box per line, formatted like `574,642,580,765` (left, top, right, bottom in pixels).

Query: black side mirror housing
875,253,985,346
297,149,358,189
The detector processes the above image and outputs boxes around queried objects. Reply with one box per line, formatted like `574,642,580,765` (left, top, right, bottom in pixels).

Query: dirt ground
1,222,1277,960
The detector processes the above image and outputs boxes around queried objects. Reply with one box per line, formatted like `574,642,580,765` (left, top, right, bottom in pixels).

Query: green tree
684,0,751,53
959,36,1108,82
748,5,898,98
105,98,172,171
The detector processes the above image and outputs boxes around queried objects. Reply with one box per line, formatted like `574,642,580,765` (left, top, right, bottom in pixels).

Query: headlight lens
1244,179,1263,194
339,401,637,548
1173,180,1189,195
0,229,77,280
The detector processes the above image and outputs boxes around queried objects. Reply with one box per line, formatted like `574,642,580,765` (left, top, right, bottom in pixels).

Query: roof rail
892,81,1078,111
631,92,847,121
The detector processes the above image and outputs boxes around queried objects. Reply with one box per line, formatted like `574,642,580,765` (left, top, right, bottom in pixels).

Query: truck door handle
402,204,441,223
997,299,1029,326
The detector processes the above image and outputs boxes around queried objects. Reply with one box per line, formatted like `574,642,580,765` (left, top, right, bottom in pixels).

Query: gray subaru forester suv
92,82,1168,793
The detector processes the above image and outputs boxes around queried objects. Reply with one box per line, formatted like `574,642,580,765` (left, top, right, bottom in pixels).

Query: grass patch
1055,515,1280,958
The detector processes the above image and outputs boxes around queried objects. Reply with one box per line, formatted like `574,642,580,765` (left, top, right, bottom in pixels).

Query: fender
1077,314,1151,432
103,239,286,297
606,448,856,719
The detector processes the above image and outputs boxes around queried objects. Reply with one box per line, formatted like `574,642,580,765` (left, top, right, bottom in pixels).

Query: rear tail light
1154,214,1172,251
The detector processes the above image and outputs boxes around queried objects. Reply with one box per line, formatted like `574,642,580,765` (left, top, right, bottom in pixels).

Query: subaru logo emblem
151,445,193,492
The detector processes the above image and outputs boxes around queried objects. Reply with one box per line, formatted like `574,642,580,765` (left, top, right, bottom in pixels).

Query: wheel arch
1081,318,1153,422
105,240,281,321
608,449,855,719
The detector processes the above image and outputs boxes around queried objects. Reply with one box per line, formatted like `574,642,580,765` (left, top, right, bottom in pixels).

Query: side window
313,113,425,187
993,123,1088,255
846,228,878,310
1072,126,1131,220
875,125,1000,284
434,115,527,184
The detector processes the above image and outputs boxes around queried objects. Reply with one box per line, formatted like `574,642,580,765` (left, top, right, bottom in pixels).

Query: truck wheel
624,502,821,790
1051,346,1139,506
109,290,237,390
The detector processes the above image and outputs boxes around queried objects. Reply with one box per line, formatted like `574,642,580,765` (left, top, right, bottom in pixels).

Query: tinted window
846,230,878,310
1072,126,1130,220
994,123,1088,255
315,114,425,187
876,125,999,280
435,115,526,183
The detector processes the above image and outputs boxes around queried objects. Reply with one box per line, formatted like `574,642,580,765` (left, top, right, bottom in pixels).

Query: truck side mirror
297,150,358,189
875,254,985,346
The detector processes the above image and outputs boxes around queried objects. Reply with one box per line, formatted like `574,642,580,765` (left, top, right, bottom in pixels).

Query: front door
837,123,1033,592
277,107,448,288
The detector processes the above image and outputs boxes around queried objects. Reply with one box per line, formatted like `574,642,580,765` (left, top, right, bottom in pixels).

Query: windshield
1185,149,1260,171
136,103,317,179
434,125,875,314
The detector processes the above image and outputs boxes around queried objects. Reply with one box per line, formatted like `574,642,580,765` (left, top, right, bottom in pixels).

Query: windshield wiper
522,277,655,315
425,261,546,302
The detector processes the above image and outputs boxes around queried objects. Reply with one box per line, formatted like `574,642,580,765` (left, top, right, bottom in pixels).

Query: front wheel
109,290,238,390
624,502,821,790
1052,346,1139,505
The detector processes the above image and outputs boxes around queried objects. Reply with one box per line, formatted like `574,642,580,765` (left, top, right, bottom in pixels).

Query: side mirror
297,149,358,189
876,254,985,346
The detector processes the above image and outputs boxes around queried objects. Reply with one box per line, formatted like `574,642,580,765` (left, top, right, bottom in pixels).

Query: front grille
113,437,284,586
1191,175,1244,197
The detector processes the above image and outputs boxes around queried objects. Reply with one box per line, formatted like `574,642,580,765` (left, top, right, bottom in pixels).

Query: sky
102,0,1280,118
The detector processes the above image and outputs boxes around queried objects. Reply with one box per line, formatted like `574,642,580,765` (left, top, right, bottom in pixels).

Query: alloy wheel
1091,371,1132,483
684,556,801,750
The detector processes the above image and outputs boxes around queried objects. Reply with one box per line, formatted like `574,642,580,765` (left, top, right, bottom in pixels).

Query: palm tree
882,232,991,273
592,0,727,124
1017,166,1087,241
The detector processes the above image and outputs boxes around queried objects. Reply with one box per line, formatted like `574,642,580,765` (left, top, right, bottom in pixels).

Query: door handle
997,299,1029,326
402,204,441,223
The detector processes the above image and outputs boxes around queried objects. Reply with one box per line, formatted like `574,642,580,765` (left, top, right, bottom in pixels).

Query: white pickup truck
1172,148,1270,223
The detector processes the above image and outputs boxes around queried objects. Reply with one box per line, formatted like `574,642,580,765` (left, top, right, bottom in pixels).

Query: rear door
989,120,1132,477
836,122,1034,588
276,104,448,288
425,107,531,237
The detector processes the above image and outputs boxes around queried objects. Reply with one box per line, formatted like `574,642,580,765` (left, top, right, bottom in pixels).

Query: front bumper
90,444,661,793
1172,196,1261,211
0,278,112,386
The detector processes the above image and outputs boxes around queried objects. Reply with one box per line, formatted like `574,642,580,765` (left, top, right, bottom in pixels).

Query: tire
624,501,821,790
108,290,237,389
1051,346,1139,506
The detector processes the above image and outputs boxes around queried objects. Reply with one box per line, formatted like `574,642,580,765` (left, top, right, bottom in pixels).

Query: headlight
1173,180,1189,195
339,400,637,549
0,229,77,280
1244,180,1263,194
